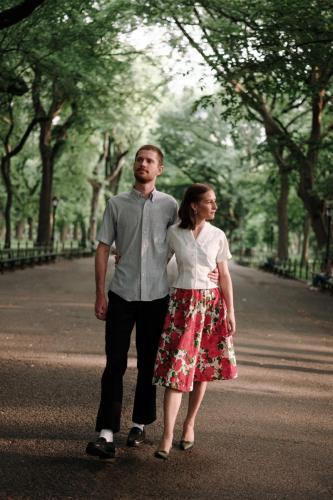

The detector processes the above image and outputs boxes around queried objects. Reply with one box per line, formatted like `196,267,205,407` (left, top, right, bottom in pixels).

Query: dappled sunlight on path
0,258,332,499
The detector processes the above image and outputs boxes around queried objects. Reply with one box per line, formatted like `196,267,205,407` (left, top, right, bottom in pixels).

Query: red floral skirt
153,288,237,392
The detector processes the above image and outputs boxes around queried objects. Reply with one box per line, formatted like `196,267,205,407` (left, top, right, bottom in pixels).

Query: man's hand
95,293,108,321
226,309,236,336
208,267,219,284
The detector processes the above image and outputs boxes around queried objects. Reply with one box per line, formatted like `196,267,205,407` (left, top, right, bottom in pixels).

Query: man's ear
157,164,164,176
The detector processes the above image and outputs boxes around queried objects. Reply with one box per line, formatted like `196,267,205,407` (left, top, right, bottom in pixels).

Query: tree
154,93,248,237
0,94,41,247
139,0,333,256
1,0,138,245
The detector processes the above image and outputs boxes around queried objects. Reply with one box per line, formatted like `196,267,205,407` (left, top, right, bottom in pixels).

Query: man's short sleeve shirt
97,188,178,301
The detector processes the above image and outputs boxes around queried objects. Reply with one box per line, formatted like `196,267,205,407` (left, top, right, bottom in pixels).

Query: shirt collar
131,187,157,202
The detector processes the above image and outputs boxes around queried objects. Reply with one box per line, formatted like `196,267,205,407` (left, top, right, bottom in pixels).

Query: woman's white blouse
167,222,232,290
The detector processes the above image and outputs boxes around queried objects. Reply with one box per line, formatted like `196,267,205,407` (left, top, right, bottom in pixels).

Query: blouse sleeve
216,232,232,262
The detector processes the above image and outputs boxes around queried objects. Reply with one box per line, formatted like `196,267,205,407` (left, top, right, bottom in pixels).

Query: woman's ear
190,202,197,214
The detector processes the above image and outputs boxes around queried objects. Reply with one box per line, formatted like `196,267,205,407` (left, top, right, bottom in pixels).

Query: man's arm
95,242,111,321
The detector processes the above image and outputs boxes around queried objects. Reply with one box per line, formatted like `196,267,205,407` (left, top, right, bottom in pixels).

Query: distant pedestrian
153,183,237,460
312,259,333,290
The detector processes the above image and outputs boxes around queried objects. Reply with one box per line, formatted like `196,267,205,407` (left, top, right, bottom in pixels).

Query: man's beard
134,172,151,183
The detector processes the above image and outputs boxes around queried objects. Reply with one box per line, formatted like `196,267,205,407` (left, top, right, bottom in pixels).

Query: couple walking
86,144,237,460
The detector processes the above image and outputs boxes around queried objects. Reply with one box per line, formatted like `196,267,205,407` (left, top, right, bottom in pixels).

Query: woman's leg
182,381,207,441
158,387,183,452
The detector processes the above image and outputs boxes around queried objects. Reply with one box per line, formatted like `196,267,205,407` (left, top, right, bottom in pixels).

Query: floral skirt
152,288,237,392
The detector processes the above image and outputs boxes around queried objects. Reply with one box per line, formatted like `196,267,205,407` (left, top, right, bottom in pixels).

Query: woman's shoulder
206,222,227,239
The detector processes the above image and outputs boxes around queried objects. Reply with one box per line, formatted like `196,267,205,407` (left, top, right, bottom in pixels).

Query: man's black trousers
95,291,169,433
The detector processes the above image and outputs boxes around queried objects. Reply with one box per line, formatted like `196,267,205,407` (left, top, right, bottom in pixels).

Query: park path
0,257,332,500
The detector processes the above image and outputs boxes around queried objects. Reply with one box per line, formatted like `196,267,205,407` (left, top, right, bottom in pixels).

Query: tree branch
0,0,45,30
3,103,14,152
50,103,77,163
9,116,41,158
106,150,129,184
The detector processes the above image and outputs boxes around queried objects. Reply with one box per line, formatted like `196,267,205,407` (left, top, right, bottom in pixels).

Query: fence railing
236,255,322,282
0,242,94,273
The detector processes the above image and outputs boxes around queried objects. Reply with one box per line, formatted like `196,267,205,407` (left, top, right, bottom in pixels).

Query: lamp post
51,196,59,249
325,200,333,273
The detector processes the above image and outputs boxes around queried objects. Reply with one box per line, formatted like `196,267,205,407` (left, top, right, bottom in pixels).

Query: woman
152,183,237,459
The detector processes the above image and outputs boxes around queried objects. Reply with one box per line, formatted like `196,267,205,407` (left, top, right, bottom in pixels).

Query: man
86,145,178,459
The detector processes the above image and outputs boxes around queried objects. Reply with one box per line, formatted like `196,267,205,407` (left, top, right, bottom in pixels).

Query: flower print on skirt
153,287,237,392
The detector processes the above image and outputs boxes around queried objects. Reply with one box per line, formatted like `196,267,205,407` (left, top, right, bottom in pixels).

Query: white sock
132,422,144,431
99,429,113,442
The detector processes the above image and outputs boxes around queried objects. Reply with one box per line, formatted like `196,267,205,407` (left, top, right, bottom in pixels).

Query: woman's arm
217,260,236,335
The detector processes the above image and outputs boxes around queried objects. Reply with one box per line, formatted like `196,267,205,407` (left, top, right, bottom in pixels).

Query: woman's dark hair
178,183,213,230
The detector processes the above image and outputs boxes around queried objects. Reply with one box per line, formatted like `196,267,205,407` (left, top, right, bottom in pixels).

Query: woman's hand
226,309,236,336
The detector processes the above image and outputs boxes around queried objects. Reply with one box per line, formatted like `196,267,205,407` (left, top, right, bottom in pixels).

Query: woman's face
194,190,217,221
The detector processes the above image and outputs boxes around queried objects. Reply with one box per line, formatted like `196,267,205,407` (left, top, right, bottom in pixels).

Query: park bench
0,247,57,273
0,244,94,273
260,258,296,279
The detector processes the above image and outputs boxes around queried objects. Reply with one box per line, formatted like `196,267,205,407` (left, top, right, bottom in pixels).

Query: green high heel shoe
179,440,194,451
154,450,169,460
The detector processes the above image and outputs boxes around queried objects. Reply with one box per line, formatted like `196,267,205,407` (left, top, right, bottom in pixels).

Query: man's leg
95,291,136,433
132,295,169,426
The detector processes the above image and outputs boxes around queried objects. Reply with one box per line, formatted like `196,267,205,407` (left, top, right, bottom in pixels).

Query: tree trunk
88,132,110,242
33,76,71,246
79,215,87,248
0,156,12,249
109,166,123,195
73,220,79,240
301,215,310,264
60,223,68,243
15,220,25,240
27,216,34,240
297,163,326,247
277,167,289,260
88,181,102,242
0,211,5,241
36,125,53,246
107,149,128,194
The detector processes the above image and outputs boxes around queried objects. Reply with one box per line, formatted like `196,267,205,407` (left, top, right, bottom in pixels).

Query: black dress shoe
86,437,115,459
126,427,146,447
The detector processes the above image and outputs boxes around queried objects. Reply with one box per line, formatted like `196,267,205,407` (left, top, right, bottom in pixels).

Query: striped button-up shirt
97,188,178,301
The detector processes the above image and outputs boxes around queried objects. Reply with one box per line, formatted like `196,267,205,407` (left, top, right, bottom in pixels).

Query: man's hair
178,183,213,230
135,144,164,166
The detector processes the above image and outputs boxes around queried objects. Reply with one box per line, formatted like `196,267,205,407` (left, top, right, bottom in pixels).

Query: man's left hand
208,267,219,284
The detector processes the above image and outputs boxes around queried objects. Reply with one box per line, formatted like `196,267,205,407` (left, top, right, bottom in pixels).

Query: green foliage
1,0,332,257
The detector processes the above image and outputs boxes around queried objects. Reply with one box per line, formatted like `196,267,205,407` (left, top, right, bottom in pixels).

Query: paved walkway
0,258,332,499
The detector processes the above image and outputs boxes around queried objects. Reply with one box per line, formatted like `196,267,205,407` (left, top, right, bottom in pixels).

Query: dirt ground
0,257,332,499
